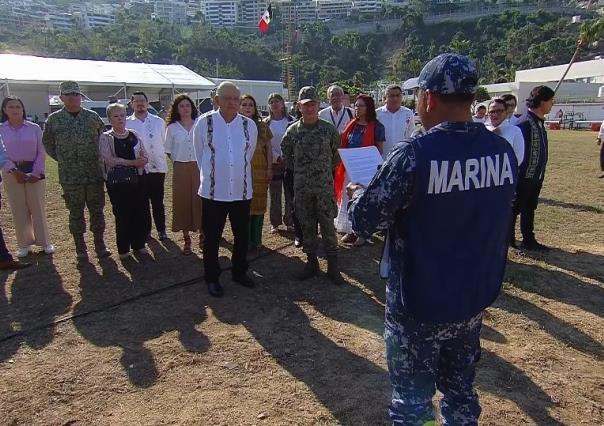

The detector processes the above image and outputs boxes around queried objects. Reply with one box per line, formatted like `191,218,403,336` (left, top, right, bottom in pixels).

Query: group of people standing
0,51,590,425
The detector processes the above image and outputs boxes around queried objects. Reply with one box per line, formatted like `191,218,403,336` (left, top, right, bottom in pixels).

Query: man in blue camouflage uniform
348,54,518,425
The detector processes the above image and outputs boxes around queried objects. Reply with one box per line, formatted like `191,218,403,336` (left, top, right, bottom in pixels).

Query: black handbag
106,165,138,186
105,132,141,186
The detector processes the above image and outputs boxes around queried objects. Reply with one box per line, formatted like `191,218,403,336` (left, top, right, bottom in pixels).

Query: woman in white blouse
164,95,202,255
99,103,148,260
264,93,294,234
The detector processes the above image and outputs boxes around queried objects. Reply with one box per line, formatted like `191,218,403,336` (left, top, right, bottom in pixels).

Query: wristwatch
8,167,17,174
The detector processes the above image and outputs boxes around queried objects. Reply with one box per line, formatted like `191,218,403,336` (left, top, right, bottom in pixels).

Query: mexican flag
258,4,272,33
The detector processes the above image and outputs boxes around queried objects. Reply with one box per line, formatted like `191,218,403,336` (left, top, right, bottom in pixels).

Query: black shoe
327,255,345,285
207,282,224,297
233,273,256,288
158,231,168,241
0,259,32,270
296,255,319,281
510,239,518,249
520,240,550,252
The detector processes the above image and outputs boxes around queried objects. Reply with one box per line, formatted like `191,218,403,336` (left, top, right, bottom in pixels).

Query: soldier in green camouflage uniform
281,86,344,285
42,81,111,260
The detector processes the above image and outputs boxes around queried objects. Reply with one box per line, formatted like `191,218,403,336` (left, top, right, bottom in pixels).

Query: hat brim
61,91,81,96
298,99,317,104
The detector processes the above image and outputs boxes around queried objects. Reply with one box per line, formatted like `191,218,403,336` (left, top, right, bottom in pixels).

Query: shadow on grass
525,247,604,283
72,259,210,388
207,250,391,425
539,197,603,214
0,254,71,362
494,291,603,359
477,348,565,426
506,259,603,321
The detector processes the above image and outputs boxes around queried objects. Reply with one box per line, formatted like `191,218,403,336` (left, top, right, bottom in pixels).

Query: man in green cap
42,81,111,260
281,86,344,284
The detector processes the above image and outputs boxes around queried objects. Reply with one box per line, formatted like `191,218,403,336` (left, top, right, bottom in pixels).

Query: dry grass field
0,130,602,425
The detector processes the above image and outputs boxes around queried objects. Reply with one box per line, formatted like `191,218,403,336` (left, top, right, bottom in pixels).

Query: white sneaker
43,244,55,255
17,247,29,258
270,226,279,234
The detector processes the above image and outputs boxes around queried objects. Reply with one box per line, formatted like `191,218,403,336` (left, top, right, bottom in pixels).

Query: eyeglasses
488,109,506,115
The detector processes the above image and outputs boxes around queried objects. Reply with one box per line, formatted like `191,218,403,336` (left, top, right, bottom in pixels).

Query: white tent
0,54,216,118
0,54,215,90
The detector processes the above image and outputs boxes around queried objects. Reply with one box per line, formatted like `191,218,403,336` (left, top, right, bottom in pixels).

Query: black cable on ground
0,241,294,345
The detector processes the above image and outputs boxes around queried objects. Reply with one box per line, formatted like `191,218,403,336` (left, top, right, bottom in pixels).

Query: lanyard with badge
330,109,347,131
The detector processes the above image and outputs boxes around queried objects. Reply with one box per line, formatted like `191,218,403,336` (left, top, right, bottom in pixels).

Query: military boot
326,255,345,285
93,234,112,258
73,233,88,261
296,254,319,281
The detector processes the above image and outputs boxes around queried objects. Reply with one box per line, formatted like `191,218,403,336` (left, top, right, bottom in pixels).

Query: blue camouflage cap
418,53,478,95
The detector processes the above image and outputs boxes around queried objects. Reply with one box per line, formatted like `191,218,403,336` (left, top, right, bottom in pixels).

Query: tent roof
0,54,216,90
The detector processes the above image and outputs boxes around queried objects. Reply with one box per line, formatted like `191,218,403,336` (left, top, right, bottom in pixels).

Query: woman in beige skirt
164,95,202,255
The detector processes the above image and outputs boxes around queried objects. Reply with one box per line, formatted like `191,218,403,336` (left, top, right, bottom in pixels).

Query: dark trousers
140,172,166,236
0,194,13,261
202,198,251,284
283,169,303,241
600,141,604,171
511,179,543,243
107,183,147,254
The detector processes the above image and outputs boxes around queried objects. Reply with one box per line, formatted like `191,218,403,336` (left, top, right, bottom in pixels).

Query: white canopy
0,54,216,90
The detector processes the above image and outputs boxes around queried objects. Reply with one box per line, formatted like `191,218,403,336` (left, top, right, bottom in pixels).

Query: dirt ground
0,130,602,425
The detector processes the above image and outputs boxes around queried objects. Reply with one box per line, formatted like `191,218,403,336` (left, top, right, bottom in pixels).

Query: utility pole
281,1,297,100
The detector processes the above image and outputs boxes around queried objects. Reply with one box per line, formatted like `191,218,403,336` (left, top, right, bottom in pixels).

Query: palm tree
553,17,604,94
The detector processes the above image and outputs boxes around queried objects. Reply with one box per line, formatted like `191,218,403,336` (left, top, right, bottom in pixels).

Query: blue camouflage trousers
385,308,483,426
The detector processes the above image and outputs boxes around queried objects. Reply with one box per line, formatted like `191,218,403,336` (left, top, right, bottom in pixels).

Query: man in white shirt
486,98,525,165
376,84,415,159
501,93,524,125
193,82,258,297
126,91,168,241
319,84,353,134
473,104,487,123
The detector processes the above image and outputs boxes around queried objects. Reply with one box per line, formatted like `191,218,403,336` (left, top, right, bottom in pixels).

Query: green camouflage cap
60,81,81,95
298,86,319,104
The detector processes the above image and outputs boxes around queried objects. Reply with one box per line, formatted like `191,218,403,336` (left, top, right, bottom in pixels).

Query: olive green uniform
42,108,106,236
281,119,341,256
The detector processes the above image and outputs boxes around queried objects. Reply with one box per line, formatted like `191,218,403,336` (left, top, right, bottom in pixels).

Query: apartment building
239,0,268,26
154,0,188,24
201,0,239,27
316,0,351,20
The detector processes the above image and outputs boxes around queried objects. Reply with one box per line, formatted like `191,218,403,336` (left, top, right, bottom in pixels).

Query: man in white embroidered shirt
193,82,258,297
319,84,353,134
126,91,168,241
376,85,415,159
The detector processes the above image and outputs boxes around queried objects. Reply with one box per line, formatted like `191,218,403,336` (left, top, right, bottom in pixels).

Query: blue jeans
0,194,13,261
